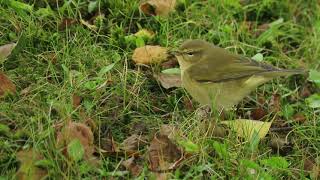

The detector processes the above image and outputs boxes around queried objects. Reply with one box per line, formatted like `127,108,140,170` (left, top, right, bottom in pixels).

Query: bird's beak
168,50,183,56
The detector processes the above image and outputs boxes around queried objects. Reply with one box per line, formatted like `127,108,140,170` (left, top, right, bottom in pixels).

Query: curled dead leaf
154,73,181,89
0,43,16,63
132,45,168,64
148,134,182,172
122,157,143,177
16,149,47,180
56,122,94,161
161,58,179,69
251,107,268,120
140,0,176,16
72,94,82,108
120,134,147,153
304,158,320,179
59,18,78,30
293,113,306,124
159,124,181,140
0,71,16,97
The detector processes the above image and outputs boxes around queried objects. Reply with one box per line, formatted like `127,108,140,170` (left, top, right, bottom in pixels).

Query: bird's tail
260,69,307,78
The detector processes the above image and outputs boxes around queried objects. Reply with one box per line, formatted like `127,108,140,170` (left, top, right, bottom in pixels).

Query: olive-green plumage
175,39,304,110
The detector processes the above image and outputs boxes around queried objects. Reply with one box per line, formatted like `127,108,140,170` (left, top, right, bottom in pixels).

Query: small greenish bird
174,39,304,111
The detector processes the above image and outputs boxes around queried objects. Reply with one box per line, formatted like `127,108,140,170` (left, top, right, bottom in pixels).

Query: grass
0,0,320,179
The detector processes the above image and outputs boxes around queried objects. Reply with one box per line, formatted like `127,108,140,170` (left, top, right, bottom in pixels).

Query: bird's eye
186,52,194,56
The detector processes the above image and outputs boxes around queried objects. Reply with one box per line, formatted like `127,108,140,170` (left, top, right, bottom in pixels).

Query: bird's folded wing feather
187,55,280,83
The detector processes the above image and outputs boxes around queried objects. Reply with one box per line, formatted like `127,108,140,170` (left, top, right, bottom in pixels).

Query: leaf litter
132,45,168,65
16,149,48,180
139,0,177,16
0,71,16,97
56,121,95,162
0,42,16,63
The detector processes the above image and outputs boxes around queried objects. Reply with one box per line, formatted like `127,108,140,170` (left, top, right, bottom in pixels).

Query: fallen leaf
300,84,312,98
161,58,179,69
72,94,82,108
58,18,78,30
121,157,143,177
132,45,168,64
148,134,181,171
292,113,306,124
304,158,320,179
56,122,94,161
0,43,16,63
16,149,47,180
140,0,176,16
99,129,117,153
120,134,147,153
0,71,16,97
251,107,268,120
159,124,181,140
221,119,272,141
154,73,181,89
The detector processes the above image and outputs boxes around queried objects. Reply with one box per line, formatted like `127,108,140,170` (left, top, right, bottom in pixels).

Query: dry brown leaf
56,122,94,160
72,94,82,108
132,45,168,65
121,134,147,153
159,124,181,140
16,149,47,180
0,71,16,97
293,113,306,124
161,58,179,69
140,0,176,16
251,107,267,120
300,84,312,98
148,134,181,171
122,157,143,177
0,43,16,63
100,129,117,153
154,73,181,89
58,18,78,30
304,158,320,179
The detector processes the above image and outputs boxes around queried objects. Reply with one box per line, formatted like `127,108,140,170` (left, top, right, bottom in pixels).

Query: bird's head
172,39,213,70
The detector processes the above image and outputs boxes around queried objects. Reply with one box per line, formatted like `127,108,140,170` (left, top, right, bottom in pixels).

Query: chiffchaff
174,39,304,110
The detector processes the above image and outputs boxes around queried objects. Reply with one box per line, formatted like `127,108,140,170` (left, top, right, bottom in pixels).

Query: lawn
0,0,320,179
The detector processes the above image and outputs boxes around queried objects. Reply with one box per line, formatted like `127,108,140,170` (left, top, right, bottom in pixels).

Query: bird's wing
187,55,281,83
